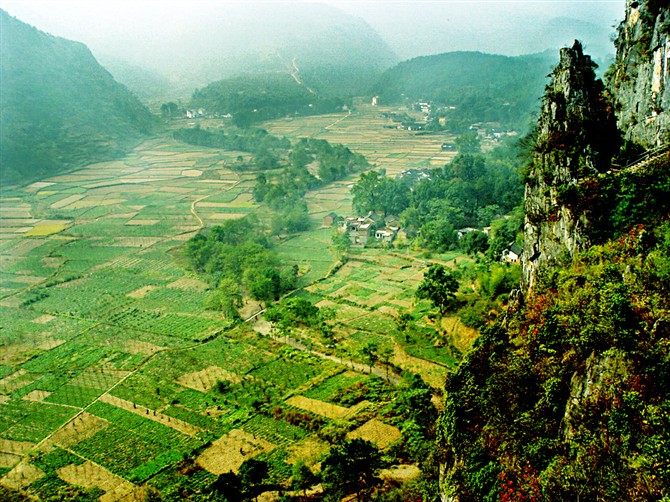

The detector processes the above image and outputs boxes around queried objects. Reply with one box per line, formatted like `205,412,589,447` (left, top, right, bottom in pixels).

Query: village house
340,212,400,246
374,228,395,243
502,242,523,263
322,212,341,227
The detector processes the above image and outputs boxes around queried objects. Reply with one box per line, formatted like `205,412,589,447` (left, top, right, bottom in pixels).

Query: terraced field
0,107,469,499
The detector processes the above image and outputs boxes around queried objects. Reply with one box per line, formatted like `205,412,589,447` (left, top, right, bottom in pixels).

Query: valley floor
0,105,475,500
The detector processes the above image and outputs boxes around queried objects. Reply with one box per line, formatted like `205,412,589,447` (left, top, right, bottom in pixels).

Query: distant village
372,96,519,144
323,205,522,265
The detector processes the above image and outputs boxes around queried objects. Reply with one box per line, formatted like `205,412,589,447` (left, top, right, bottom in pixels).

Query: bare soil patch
37,339,65,351
346,419,401,450
167,277,209,291
391,342,446,389
196,429,275,475
0,370,38,394
51,194,86,209
124,340,165,356
31,314,56,324
177,366,241,393
57,460,137,502
380,464,421,482
49,412,110,449
0,461,45,490
285,395,349,420
286,438,330,465
0,439,35,456
22,390,52,402
127,285,158,299
0,453,21,469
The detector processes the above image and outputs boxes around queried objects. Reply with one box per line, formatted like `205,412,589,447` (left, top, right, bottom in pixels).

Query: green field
0,108,469,499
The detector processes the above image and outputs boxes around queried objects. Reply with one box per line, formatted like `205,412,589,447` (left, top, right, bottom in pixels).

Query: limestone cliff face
609,1,670,148
521,41,617,291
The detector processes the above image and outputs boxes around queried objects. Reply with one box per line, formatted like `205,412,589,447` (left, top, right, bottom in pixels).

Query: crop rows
303,371,364,403
242,414,306,446
78,402,201,480
0,400,78,443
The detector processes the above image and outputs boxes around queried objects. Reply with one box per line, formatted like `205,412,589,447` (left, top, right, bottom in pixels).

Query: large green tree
416,264,459,314
322,439,383,497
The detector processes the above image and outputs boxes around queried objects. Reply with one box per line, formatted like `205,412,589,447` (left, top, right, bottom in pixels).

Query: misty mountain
372,51,558,131
0,10,155,182
23,2,398,98
96,55,172,101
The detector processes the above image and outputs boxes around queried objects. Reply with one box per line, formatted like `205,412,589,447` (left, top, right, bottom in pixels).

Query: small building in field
323,212,341,227
502,242,523,263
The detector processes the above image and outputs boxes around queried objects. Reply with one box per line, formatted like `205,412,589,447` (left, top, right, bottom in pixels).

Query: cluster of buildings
323,212,403,247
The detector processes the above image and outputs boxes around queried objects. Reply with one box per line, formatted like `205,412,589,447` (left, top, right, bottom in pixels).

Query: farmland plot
0,107,468,498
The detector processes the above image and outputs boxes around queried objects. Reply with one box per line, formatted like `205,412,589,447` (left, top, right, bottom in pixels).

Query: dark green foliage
399,141,524,251
185,216,295,310
172,126,291,166
394,374,439,464
373,51,555,132
291,460,317,494
415,264,459,314
322,439,383,496
190,73,344,127
211,471,242,501
0,487,30,502
439,222,670,499
239,458,270,495
265,297,325,329
351,170,410,216
460,230,490,256
251,137,367,235
0,10,155,182
567,152,670,244
478,263,521,300
486,210,524,261
455,132,482,154
160,102,180,118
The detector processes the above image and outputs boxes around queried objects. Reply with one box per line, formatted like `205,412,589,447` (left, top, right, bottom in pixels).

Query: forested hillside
0,10,155,182
372,51,556,131
190,74,345,127
438,2,670,499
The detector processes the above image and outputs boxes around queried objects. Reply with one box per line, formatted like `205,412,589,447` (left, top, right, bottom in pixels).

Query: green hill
190,73,345,127
0,10,156,183
372,51,557,131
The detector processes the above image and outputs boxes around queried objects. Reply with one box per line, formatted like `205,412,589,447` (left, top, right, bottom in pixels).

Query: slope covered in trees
437,2,670,498
190,73,345,128
0,10,155,183
372,51,557,131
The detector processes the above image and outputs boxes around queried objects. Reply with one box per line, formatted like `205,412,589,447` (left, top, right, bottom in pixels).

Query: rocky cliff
521,41,617,291
438,2,670,500
609,0,670,148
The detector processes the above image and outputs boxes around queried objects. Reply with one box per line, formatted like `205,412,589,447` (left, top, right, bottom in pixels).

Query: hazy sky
1,0,627,81
1,0,626,54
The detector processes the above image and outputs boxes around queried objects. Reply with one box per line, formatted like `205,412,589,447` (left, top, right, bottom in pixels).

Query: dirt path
290,57,317,95
325,109,352,130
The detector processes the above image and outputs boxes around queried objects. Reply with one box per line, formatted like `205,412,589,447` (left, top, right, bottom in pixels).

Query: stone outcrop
608,1,670,148
521,41,617,291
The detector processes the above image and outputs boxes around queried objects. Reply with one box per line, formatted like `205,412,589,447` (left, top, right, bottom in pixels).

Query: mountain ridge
0,9,156,183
